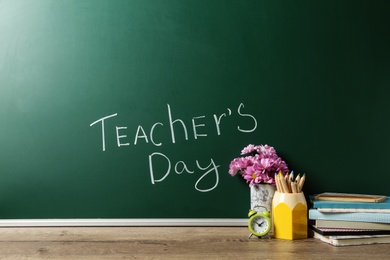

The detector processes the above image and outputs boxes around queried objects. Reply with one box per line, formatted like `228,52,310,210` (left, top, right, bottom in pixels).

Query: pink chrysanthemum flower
228,144,288,187
241,144,258,155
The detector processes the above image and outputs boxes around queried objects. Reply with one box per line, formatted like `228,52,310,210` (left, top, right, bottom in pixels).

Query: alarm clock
248,209,271,238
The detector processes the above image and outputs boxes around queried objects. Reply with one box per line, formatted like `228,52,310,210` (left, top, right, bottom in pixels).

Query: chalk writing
148,152,220,192
90,103,257,192
89,113,118,152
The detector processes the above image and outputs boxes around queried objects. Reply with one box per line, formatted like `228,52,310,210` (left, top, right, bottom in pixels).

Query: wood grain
0,227,389,259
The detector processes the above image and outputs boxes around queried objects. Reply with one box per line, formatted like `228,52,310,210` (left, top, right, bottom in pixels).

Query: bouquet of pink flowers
228,144,289,187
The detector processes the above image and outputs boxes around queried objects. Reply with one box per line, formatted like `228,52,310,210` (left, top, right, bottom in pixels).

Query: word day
149,152,220,192
89,103,257,192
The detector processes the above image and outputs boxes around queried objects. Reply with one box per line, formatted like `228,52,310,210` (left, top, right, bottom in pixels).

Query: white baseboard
0,218,247,227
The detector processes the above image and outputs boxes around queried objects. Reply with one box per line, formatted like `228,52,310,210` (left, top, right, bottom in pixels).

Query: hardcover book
314,219,390,230
311,196,390,210
309,209,390,223
312,231,390,246
309,225,390,236
314,193,387,203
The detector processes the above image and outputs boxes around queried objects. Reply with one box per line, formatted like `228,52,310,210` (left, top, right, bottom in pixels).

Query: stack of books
309,192,390,246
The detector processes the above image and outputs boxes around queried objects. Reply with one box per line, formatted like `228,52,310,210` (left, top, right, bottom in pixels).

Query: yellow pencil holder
272,191,308,240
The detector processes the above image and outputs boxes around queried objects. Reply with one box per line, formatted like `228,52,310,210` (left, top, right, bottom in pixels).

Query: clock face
249,215,270,236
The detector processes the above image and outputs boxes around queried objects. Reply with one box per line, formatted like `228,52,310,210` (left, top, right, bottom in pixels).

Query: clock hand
256,221,264,227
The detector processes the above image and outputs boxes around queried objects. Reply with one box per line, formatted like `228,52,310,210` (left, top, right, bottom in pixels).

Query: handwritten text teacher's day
90,103,257,192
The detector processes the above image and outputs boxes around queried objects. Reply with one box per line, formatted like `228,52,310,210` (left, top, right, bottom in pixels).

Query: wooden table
0,227,389,259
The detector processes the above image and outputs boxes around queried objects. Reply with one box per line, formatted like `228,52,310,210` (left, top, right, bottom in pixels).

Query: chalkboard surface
0,0,389,219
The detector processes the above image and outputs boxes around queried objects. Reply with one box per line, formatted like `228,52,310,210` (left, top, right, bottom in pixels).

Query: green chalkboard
0,0,389,219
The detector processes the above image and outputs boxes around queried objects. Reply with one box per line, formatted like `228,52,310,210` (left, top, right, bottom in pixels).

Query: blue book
311,196,390,210
309,209,390,223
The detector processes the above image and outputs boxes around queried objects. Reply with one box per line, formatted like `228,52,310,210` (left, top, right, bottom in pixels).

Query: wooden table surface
0,227,389,259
